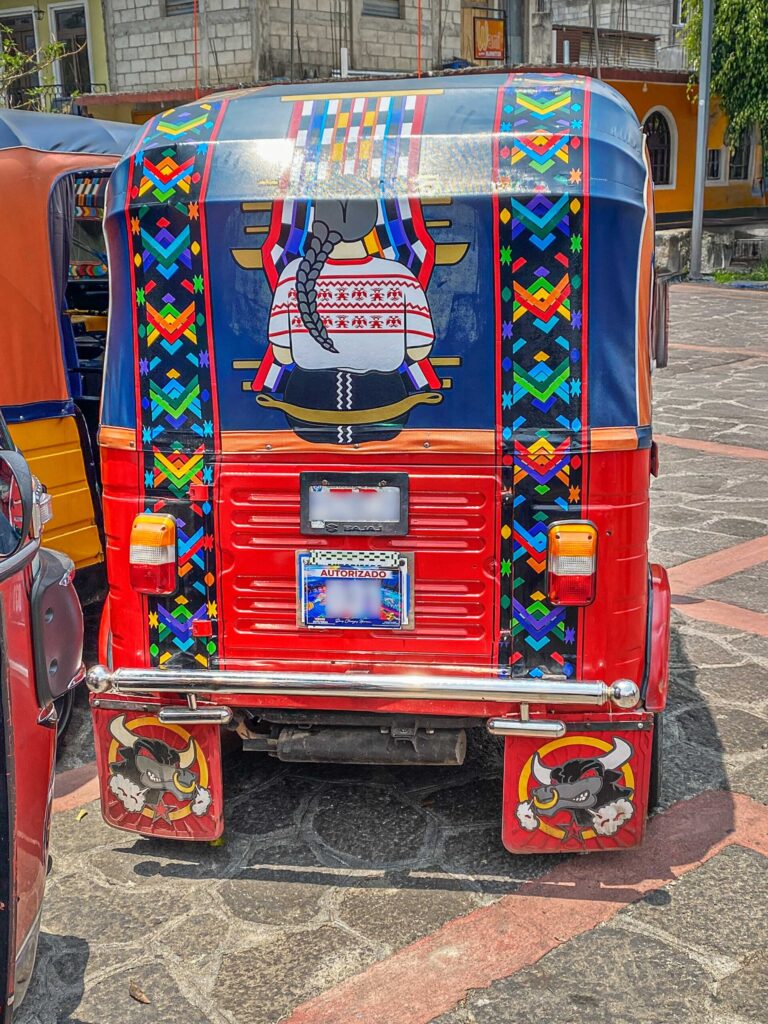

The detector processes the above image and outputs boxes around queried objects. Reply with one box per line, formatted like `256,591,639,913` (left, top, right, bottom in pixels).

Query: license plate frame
300,472,409,536
297,550,413,630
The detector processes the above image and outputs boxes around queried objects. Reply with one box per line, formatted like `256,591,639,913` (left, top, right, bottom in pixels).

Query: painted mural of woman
263,199,440,445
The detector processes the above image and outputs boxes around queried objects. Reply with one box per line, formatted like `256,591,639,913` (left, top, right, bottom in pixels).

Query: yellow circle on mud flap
518,735,635,840
107,716,209,821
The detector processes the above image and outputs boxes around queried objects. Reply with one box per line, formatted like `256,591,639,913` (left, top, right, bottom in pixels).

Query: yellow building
606,69,766,227
0,0,108,109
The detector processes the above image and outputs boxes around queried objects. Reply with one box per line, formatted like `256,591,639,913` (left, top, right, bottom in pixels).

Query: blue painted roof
0,108,137,156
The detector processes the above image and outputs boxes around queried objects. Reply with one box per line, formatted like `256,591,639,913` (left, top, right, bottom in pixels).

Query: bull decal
516,737,635,841
107,715,213,821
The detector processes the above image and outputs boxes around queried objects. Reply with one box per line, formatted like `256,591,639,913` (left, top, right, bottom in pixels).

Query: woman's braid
296,220,342,353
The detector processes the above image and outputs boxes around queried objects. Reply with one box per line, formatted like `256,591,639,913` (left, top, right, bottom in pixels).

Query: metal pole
290,0,295,81
590,0,602,79
690,0,715,279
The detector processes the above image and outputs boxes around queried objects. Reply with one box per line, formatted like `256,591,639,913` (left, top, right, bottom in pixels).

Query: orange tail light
547,521,597,606
129,513,177,595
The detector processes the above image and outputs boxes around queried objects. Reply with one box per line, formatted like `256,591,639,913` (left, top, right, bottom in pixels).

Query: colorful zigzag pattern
495,78,588,675
130,100,225,667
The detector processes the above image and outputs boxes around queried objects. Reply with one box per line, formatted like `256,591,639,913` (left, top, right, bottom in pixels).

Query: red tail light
129,513,177,595
547,521,597,606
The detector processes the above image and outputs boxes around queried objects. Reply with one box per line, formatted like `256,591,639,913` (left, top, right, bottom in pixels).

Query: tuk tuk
0,110,137,603
88,73,671,854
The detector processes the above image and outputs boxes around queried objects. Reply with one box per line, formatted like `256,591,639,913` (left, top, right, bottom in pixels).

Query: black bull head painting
517,737,636,839
108,715,212,817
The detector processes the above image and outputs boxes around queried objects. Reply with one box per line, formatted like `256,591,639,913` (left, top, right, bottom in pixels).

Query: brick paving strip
666,534,768,637
52,760,99,812
657,434,768,462
669,343,768,359
285,791,768,1024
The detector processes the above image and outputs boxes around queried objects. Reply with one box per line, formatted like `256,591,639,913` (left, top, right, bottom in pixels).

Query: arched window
643,110,673,186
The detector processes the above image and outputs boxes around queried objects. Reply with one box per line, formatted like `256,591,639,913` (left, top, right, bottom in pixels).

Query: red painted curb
286,791,768,1024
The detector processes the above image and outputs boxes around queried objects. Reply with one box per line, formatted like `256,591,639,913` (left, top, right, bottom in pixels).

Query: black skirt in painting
283,368,410,444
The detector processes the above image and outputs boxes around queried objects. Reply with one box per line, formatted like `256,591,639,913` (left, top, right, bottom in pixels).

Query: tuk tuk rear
88,72,671,854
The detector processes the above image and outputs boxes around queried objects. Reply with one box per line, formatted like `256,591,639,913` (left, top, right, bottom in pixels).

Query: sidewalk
18,284,768,1024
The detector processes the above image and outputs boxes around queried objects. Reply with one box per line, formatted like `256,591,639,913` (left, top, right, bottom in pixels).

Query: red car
0,419,84,1019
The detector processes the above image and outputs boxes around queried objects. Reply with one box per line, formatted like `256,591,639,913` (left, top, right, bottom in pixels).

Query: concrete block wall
108,0,253,91
549,0,672,40
105,0,462,93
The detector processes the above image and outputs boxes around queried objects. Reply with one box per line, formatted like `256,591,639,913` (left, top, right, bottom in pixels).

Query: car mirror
0,449,34,559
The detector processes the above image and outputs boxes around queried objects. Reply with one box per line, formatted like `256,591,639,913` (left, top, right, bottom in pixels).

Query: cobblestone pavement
18,283,768,1024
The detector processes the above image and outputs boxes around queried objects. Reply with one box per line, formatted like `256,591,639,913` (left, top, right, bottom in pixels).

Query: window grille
362,0,401,17
166,0,194,16
706,148,721,181
643,111,673,186
729,130,751,181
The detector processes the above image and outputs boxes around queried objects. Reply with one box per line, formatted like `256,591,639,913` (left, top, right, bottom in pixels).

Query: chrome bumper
87,665,640,709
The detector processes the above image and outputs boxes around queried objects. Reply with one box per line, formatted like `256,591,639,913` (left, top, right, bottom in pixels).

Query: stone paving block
673,704,768,756
219,876,327,926
214,925,372,1024
434,846,768,1024
67,961,214,1024
439,826,567,891
714,950,768,1019
308,784,434,867
698,563,768,614
419,777,503,828
726,756,768,806
335,878,486,950
625,846,767,957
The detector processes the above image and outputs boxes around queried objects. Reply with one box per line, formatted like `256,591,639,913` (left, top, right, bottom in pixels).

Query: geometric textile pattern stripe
286,93,424,191
263,93,432,291
127,100,226,668
494,78,589,676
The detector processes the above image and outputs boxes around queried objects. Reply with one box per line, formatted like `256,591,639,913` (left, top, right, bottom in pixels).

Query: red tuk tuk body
89,72,670,854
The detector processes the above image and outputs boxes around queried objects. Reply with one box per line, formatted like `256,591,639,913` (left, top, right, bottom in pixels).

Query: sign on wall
473,15,506,61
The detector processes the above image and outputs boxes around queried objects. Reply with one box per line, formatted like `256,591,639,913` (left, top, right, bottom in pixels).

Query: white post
340,45,349,77
690,0,715,279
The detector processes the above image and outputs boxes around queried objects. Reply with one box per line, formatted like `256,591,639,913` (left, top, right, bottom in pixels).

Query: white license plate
300,474,408,536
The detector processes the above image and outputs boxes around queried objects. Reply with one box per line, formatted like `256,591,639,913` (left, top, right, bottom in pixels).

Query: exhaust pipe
256,726,467,766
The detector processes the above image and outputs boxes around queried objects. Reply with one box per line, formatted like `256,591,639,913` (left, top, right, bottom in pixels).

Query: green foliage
713,258,768,282
0,23,70,110
683,0,768,141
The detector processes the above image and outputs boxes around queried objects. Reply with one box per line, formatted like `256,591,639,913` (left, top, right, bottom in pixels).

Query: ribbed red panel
217,458,498,668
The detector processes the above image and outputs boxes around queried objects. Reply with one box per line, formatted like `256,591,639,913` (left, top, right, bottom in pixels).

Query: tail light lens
547,521,597,606
129,513,177,595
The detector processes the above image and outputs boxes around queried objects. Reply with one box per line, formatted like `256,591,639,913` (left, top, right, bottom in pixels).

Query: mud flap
91,701,224,841
501,715,654,854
